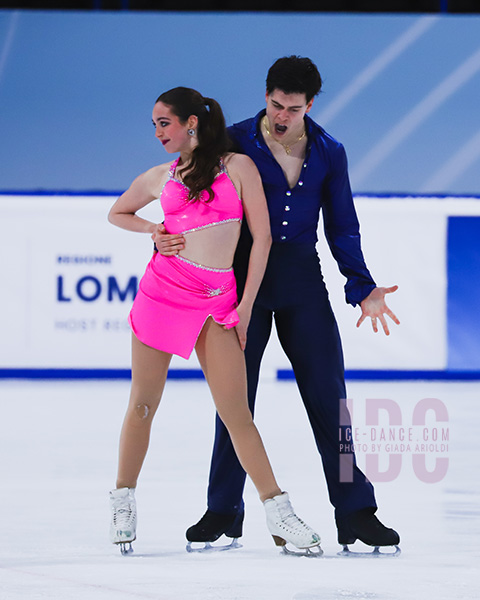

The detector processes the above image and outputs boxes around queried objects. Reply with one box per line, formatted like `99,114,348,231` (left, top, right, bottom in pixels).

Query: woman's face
152,102,192,154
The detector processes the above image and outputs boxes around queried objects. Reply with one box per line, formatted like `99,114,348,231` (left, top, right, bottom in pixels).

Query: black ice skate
336,508,400,557
185,509,244,552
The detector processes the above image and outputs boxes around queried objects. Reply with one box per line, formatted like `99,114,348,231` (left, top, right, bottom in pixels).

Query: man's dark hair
266,56,322,103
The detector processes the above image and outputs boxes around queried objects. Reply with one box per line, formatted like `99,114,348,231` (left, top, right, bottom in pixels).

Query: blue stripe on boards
2,368,480,381
2,192,480,200
0,369,205,380
0,190,124,197
447,216,480,370
278,369,480,381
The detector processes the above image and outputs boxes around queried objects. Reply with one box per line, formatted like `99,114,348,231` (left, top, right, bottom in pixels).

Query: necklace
262,116,306,155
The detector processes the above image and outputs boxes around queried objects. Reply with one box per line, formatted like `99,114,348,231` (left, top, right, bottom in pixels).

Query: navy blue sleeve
322,143,376,306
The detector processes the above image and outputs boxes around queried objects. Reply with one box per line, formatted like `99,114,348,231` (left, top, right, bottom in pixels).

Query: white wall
3,195,479,375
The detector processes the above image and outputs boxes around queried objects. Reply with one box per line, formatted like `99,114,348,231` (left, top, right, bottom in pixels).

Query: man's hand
151,223,185,255
357,285,400,336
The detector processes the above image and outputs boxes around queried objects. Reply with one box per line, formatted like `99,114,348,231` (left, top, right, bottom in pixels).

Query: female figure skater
108,87,321,556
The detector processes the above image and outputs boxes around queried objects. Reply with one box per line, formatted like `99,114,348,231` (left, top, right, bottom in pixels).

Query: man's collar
250,110,266,139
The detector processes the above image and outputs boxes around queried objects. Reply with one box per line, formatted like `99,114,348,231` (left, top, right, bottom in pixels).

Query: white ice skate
110,487,137,555
264,492,323,557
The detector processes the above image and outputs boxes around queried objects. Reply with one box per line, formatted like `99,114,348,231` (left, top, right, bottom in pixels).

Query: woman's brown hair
156,87,230,202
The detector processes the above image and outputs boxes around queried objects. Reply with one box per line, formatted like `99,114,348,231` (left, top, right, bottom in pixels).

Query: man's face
265,89,313,139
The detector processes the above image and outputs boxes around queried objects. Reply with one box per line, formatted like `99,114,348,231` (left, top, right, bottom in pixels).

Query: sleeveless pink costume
128,158,243,359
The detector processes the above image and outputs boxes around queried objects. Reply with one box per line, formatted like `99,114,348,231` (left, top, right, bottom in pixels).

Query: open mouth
275,124,287,135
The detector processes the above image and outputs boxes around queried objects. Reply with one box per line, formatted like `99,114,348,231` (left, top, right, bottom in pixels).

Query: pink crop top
160,157,243,235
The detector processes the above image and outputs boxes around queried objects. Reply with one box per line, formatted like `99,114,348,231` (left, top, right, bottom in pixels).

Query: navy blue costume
208,110,377,520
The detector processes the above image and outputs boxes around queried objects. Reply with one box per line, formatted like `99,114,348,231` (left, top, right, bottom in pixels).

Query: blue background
1,10,479,194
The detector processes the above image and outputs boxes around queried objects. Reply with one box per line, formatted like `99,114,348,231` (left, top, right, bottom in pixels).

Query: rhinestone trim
181,218,241,235
175,254,233,273
204,284,230,297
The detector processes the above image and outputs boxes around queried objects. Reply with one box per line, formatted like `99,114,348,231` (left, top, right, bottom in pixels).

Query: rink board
1,194,479,377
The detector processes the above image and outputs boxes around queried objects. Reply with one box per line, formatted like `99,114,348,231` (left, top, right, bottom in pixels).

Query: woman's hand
232,303,252,351
151,223,185,255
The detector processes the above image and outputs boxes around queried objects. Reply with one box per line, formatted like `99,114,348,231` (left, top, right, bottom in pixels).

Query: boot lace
278,501,310,532
113,499,135,528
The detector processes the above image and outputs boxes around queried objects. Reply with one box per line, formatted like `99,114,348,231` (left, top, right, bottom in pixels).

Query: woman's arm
227,154,272,348
108,164,168,235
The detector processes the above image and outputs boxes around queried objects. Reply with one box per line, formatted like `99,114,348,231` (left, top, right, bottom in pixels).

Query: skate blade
186,538,242,553
338,544,401,558
118,541,134,555
281,544,324,558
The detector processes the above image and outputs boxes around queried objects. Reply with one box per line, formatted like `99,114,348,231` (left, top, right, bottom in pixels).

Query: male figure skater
156,56,400,552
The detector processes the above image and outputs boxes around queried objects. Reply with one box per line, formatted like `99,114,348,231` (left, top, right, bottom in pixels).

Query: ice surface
1,378,479,599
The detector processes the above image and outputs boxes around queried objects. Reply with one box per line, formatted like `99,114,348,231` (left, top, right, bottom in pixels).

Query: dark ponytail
156,87,230,202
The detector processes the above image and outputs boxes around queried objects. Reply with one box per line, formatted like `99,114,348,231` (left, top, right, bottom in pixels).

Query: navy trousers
207,242,376,520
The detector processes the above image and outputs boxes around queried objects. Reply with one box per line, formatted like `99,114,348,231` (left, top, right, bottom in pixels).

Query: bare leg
116,334,172,489
195,318,281,502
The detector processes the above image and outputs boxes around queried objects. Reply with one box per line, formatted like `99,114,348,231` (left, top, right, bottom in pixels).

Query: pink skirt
129,253,239,359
